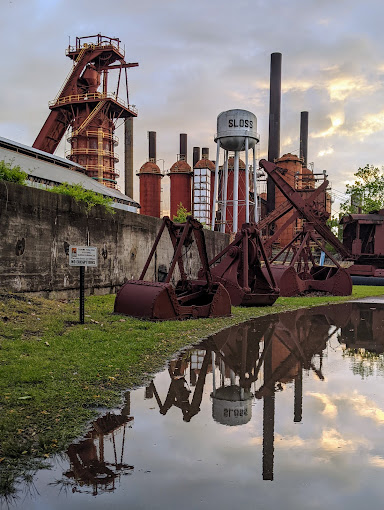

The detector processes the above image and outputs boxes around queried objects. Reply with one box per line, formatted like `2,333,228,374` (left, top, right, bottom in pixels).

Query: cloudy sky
2,0,384,213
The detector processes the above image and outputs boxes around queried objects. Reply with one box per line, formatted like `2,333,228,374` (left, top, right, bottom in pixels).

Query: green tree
172,203,191,223
0,160,27,184
340,164,384,215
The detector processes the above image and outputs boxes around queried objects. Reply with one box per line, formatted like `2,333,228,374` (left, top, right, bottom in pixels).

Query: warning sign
69,246,98,267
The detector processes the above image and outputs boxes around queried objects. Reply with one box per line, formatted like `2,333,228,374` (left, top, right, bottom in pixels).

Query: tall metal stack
138,131,163,217
267,52,282,212
33,34,138,189
168,134,192,218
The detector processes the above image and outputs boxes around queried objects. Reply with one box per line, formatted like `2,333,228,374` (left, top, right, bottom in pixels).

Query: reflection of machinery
62,392,133,495
148,352,211,422
205,223,280,306
259,159,352,296
338,303,384,353
114,216,231,320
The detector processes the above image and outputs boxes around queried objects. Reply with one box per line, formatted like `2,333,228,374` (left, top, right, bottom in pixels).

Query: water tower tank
215,109,259,151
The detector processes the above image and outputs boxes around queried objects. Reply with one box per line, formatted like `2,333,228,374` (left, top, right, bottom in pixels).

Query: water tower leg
253,146,258,223
211,142,221,230
245,137,250,223
221,150,229,233
233,151,240,233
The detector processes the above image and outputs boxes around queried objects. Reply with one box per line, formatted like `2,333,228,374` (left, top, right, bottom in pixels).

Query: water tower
211,109,260,233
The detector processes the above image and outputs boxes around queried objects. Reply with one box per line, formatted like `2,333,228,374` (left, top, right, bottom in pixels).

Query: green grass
1,285,384,493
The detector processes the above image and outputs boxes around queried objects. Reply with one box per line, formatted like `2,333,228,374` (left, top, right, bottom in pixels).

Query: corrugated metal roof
0,135,85,170
0,135,140,208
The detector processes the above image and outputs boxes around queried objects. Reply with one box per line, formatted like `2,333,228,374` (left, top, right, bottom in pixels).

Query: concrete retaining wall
0,181,229,298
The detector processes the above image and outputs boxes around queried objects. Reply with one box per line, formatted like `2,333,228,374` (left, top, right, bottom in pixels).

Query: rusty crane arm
259,159,352,259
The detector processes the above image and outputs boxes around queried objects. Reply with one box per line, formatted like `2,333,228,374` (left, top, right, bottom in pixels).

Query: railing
66,41,123,58
67,130,119,146
49,92,138,114
84,164,119,178
66,148,119,161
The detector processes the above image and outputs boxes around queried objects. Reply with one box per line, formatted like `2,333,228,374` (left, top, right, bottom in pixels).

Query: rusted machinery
203,222,279,306
114,216,231,320
341,210,384,279
258,159,352,296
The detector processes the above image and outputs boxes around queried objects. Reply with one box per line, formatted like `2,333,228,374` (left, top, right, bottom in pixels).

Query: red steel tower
168,134,192,219
33,34,138,189
138,131,163,217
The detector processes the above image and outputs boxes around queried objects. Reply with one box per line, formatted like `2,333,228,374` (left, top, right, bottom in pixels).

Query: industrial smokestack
148,131,156,162
193,147,200,167
180,133,187,161
124,118,134,199
202,147,209,159
267,52,282,213
299,111,309,168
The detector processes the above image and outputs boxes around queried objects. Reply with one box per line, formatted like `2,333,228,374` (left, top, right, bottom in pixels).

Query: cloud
320,428,369,452
307,392,338,418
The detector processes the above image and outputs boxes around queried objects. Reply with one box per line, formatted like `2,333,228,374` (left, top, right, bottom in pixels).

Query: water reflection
56,392,134,495
53,302,384,501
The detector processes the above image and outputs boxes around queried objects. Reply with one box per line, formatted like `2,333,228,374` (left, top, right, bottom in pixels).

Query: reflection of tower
212,109,260,233
294,364,303,423
210,349,253,427
33,34,138,189
262,330,275,481
63,391,134,495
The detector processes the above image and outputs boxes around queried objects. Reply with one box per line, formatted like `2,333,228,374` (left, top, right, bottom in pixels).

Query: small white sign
69,246,98,267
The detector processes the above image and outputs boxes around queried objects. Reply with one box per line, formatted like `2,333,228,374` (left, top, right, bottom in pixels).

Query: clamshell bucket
263,222,352,297
203,223,279,307
114,216,231,320
265,264,352,297
114,280,230,320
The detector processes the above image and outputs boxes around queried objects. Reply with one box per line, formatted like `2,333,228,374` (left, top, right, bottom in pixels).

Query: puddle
4,301,384,509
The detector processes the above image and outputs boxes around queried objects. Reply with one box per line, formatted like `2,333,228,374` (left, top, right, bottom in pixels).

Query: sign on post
69,246,98,267
69,246,98,324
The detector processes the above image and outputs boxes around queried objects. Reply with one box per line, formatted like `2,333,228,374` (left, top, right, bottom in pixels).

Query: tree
340,164,384,215
0,160,27,184
172,203,191,223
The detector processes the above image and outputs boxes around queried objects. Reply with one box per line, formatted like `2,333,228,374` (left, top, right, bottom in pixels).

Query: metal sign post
69,246,98,324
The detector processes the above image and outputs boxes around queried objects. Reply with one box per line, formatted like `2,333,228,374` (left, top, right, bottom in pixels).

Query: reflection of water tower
212,109,260,233
211,352,253,426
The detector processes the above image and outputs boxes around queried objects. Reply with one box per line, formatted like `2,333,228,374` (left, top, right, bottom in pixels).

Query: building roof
0,135,139,208
168,160,192,174
194,158,215,171
138,161,162,175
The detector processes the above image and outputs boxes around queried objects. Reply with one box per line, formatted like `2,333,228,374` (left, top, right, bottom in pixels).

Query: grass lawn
1,285,384,493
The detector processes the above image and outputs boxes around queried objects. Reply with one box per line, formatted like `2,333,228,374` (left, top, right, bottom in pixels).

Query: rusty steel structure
33,34,138,189
203,222,280,306
168,134,192,218
341,210,384,278
138,131,163,217
259,159,352,296
114,216,231,320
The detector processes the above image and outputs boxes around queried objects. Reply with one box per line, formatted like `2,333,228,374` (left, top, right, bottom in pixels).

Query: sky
2,0,384,214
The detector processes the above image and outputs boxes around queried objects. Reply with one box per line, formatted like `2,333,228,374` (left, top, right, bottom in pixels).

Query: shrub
0,160,27,184
49,182,115,213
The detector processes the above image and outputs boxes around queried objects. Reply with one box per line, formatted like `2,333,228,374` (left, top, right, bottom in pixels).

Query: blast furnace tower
33,34,138,189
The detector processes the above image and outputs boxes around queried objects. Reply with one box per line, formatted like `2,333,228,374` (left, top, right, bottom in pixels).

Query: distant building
0,136,139,213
